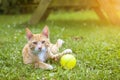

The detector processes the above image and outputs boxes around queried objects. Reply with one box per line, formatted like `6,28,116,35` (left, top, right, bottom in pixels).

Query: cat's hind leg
51,49,72,61
51,39,64,54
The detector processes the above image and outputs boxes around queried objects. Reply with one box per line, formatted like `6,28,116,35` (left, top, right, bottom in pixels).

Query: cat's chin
32,48,47,55
32,50,41,54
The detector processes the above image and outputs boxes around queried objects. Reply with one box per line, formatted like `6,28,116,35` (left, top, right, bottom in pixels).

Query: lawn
0,10,120,80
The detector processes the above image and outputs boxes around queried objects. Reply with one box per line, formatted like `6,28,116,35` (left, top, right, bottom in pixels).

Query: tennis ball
60,54,76,69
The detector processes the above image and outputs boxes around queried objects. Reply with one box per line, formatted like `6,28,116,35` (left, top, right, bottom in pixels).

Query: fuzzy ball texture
60,54,76,69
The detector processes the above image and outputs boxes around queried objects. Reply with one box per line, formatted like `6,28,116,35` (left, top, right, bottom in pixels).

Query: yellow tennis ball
60,54,76,69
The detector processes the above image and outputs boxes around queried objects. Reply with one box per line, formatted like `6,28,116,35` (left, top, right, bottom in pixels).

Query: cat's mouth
32,47,47,54
32,50,40,54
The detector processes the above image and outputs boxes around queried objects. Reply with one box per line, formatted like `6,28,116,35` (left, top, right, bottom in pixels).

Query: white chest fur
38,48,47,62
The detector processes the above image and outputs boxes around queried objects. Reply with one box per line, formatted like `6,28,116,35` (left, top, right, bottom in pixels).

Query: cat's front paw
63,49,72,54
47,65,54,70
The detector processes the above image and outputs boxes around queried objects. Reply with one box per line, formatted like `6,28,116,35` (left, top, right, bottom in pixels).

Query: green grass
0,10,120,80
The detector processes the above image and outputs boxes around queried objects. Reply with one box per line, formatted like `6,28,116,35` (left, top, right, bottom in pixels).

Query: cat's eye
41,41,45,44
33,41,37,45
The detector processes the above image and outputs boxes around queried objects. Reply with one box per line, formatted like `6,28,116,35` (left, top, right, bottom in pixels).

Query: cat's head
26,25,50,53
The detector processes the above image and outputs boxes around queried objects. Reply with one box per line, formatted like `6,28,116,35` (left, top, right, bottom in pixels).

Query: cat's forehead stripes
32,34,46,41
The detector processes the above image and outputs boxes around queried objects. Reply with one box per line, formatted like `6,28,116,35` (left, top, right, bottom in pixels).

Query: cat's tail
52,49,72,61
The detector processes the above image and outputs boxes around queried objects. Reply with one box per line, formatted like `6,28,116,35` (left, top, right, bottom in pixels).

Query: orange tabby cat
22,26,72,70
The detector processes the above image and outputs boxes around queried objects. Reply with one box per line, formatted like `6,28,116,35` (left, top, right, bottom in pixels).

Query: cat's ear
26,28,33,40
42,25,49,38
